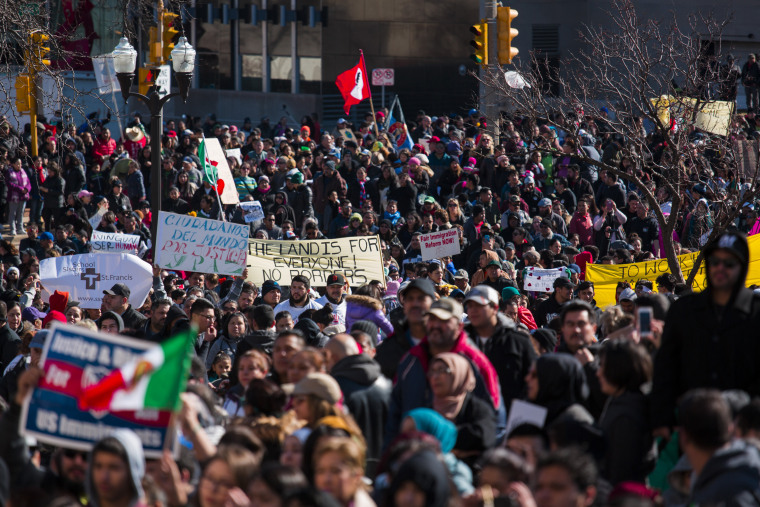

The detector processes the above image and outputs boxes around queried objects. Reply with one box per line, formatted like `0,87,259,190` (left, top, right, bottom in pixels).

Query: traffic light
161,12,180,63
496,6,519,65
15,74,32,113
469,20,488,66
148,26,161,66
138,67,157,96
28,32,51,70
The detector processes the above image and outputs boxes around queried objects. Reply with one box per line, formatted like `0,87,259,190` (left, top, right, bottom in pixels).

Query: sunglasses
63,449,88,460
707,257,739,269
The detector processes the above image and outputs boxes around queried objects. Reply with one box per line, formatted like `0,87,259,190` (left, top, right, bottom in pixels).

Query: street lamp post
112,36,196,257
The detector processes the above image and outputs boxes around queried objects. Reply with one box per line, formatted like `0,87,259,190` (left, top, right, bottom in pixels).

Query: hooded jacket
534,353,593,425
331,354,391,477
689,439,760,506
345,295,394,337
293,318,329,348
273,191,297,226
374,318,414,381
86,429,145,507
285,183,314,228
651,232,760,428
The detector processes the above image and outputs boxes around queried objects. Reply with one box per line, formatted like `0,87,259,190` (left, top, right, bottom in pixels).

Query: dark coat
331,354,391,477
689,440,760,507
42,175,65,209
465,315,536,407
599,391,655,485
120,305,148,332
0,325,20,373
651,287,760,428
285,184,314,228
375,319,413,380
453,392,497,454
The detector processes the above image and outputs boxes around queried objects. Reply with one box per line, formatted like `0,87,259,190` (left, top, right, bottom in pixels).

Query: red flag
335,53,371,115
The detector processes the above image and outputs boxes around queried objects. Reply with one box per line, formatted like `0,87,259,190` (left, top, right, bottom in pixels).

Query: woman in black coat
40,162,65,231
597,338,656,485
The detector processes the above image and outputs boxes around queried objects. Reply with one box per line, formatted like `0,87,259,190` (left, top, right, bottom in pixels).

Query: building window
532,25,560,97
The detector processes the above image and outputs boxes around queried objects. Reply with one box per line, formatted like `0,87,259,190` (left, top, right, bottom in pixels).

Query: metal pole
150,94,163,256
382,84,385,110
291,0,299,93
262,0,270,93
190,0,198,88
233,0,241,91
30,73,38,158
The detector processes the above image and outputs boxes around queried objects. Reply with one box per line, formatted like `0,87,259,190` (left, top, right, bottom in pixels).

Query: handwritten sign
239,201,265,223
523,267,567,293
419,229,461,261
40,253,153,309
247,236,385,287
90,230,142,255
21,324,176,458
203,137,240,204
156,211,249,276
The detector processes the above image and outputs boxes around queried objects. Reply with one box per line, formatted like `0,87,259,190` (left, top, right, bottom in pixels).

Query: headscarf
404,408,458,454
430,353,475,420
534,353,589,423
388,451,450,507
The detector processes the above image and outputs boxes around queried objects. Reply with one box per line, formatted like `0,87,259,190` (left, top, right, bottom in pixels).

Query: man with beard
315,273,347,326
1,368,88,503
143,298,171,343
384,297,502,447
375,279,435,380
273,275,322,322
652,232,760,439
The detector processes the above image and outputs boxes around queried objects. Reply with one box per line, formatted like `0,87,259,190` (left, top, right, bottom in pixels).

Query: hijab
404,408,458,454
534,353,589,423
430,353,476,420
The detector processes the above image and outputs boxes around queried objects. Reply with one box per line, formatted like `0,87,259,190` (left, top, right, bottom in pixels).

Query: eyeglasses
222,306,236,312
201,475,234,492
199,313,216,321
448,204,457,208
707,257,739,269
266,218,275,222
428,366,452,377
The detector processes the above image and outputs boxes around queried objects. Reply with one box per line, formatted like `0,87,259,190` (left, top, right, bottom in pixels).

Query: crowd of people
0,97,757,507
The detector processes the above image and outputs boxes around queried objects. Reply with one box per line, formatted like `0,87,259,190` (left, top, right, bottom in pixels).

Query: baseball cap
504,242,516,250
509,195,521,204
29,329,49,350
453,269,468,280
553,277,576,289
38,231,54,242
400,278,436,299
524,176,535,184
619,288,637,302
22,306,47,323
293,373,342,404
78,190,94,199
464,285,499,307
426,298,464,321
289,172,304,184
183,156,194,164
538,198,552,207
423,196,436,204
323,160,336,171
485,260,502,269
103,283,131,299
703,231,749,267
327,274,346,286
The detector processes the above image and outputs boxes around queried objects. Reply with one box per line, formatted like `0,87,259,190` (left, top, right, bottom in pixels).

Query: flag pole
360,50,380,139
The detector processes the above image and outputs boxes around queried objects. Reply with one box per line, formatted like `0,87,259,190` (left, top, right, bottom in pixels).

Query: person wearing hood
205,311,248,370
99,311,124,334
285,171,314,228
387,450,452,507
652,231,760,437
272,190,297,227
86,428,145,507
293,317,329,348
463,285,536,408
326,333,390,478
682,198,714,249
526,353,593,426
680,389,760,506
237,304,278,358
344,293,393,338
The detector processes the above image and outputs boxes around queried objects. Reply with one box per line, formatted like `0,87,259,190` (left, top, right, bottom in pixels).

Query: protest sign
156,212,248,276
89,207,107,230
239,201,265,223
734,139,759,179
21,324,176,458
586,233,760,308
226,148,242,165
247,236,385,287
505,400,547,436
523,267,567,293
202,137,240,204
40,253,152,309
419,229,461,261
90,230,142,255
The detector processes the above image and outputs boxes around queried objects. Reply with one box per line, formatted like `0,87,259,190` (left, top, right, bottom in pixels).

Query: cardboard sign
247,236,385,287
419,229,461,261
202,137,240,204
239,201,265,223
40,253,153,309
21,324,176,458
156,211,249,276
90,230,143,255
523,267,567,293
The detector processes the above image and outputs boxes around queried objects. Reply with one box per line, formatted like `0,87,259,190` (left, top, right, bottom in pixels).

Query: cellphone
607,200,613,211
637,307,653,339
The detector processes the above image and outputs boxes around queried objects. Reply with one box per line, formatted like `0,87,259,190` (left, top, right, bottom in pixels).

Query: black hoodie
534,353,593,426
331,353,391,478
690,439,760,506
293,318,329,348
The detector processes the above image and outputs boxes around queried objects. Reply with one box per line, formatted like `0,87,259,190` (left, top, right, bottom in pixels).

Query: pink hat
408,157,421,167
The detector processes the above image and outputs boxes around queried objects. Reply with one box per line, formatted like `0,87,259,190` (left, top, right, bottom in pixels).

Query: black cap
401,278,436,299
553,277,576,289
324,160,336,171
103,283,130,298
327,273,346,286
531,328,557,352
703,231,749,268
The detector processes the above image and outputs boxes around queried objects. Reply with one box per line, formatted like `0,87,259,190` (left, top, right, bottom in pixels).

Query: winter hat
48,291,69,314
350,320,379,342
531,328,558,353
42,310,66,329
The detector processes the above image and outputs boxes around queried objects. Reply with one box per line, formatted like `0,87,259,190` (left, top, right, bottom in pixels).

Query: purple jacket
345,294,394,337
6,167,30,202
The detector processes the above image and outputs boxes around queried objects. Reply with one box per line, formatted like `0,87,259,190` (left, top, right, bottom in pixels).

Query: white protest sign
39,253,153,309
226,148,242,165
419,228,461,261
203,137,240,205
505,399,548,437
239,201,265,223
523,267,567,293
89,207,107,230
90,230,142,255
156,211,249,276
92,55,120,94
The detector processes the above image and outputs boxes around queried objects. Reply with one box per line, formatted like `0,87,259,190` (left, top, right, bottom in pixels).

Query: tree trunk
661,226,685,283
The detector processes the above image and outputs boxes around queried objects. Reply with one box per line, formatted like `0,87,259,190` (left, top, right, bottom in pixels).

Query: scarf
431,353,476,420
358,178,367,207
384,210,401,226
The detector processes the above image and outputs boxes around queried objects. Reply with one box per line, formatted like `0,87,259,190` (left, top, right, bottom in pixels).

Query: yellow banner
586,234,760,308
246,236,385,287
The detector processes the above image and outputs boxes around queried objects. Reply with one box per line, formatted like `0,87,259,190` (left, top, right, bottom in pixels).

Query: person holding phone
593,197,627,255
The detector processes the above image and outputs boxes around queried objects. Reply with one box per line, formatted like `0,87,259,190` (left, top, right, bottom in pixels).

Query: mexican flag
198,134,219,188
78,328,196,412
